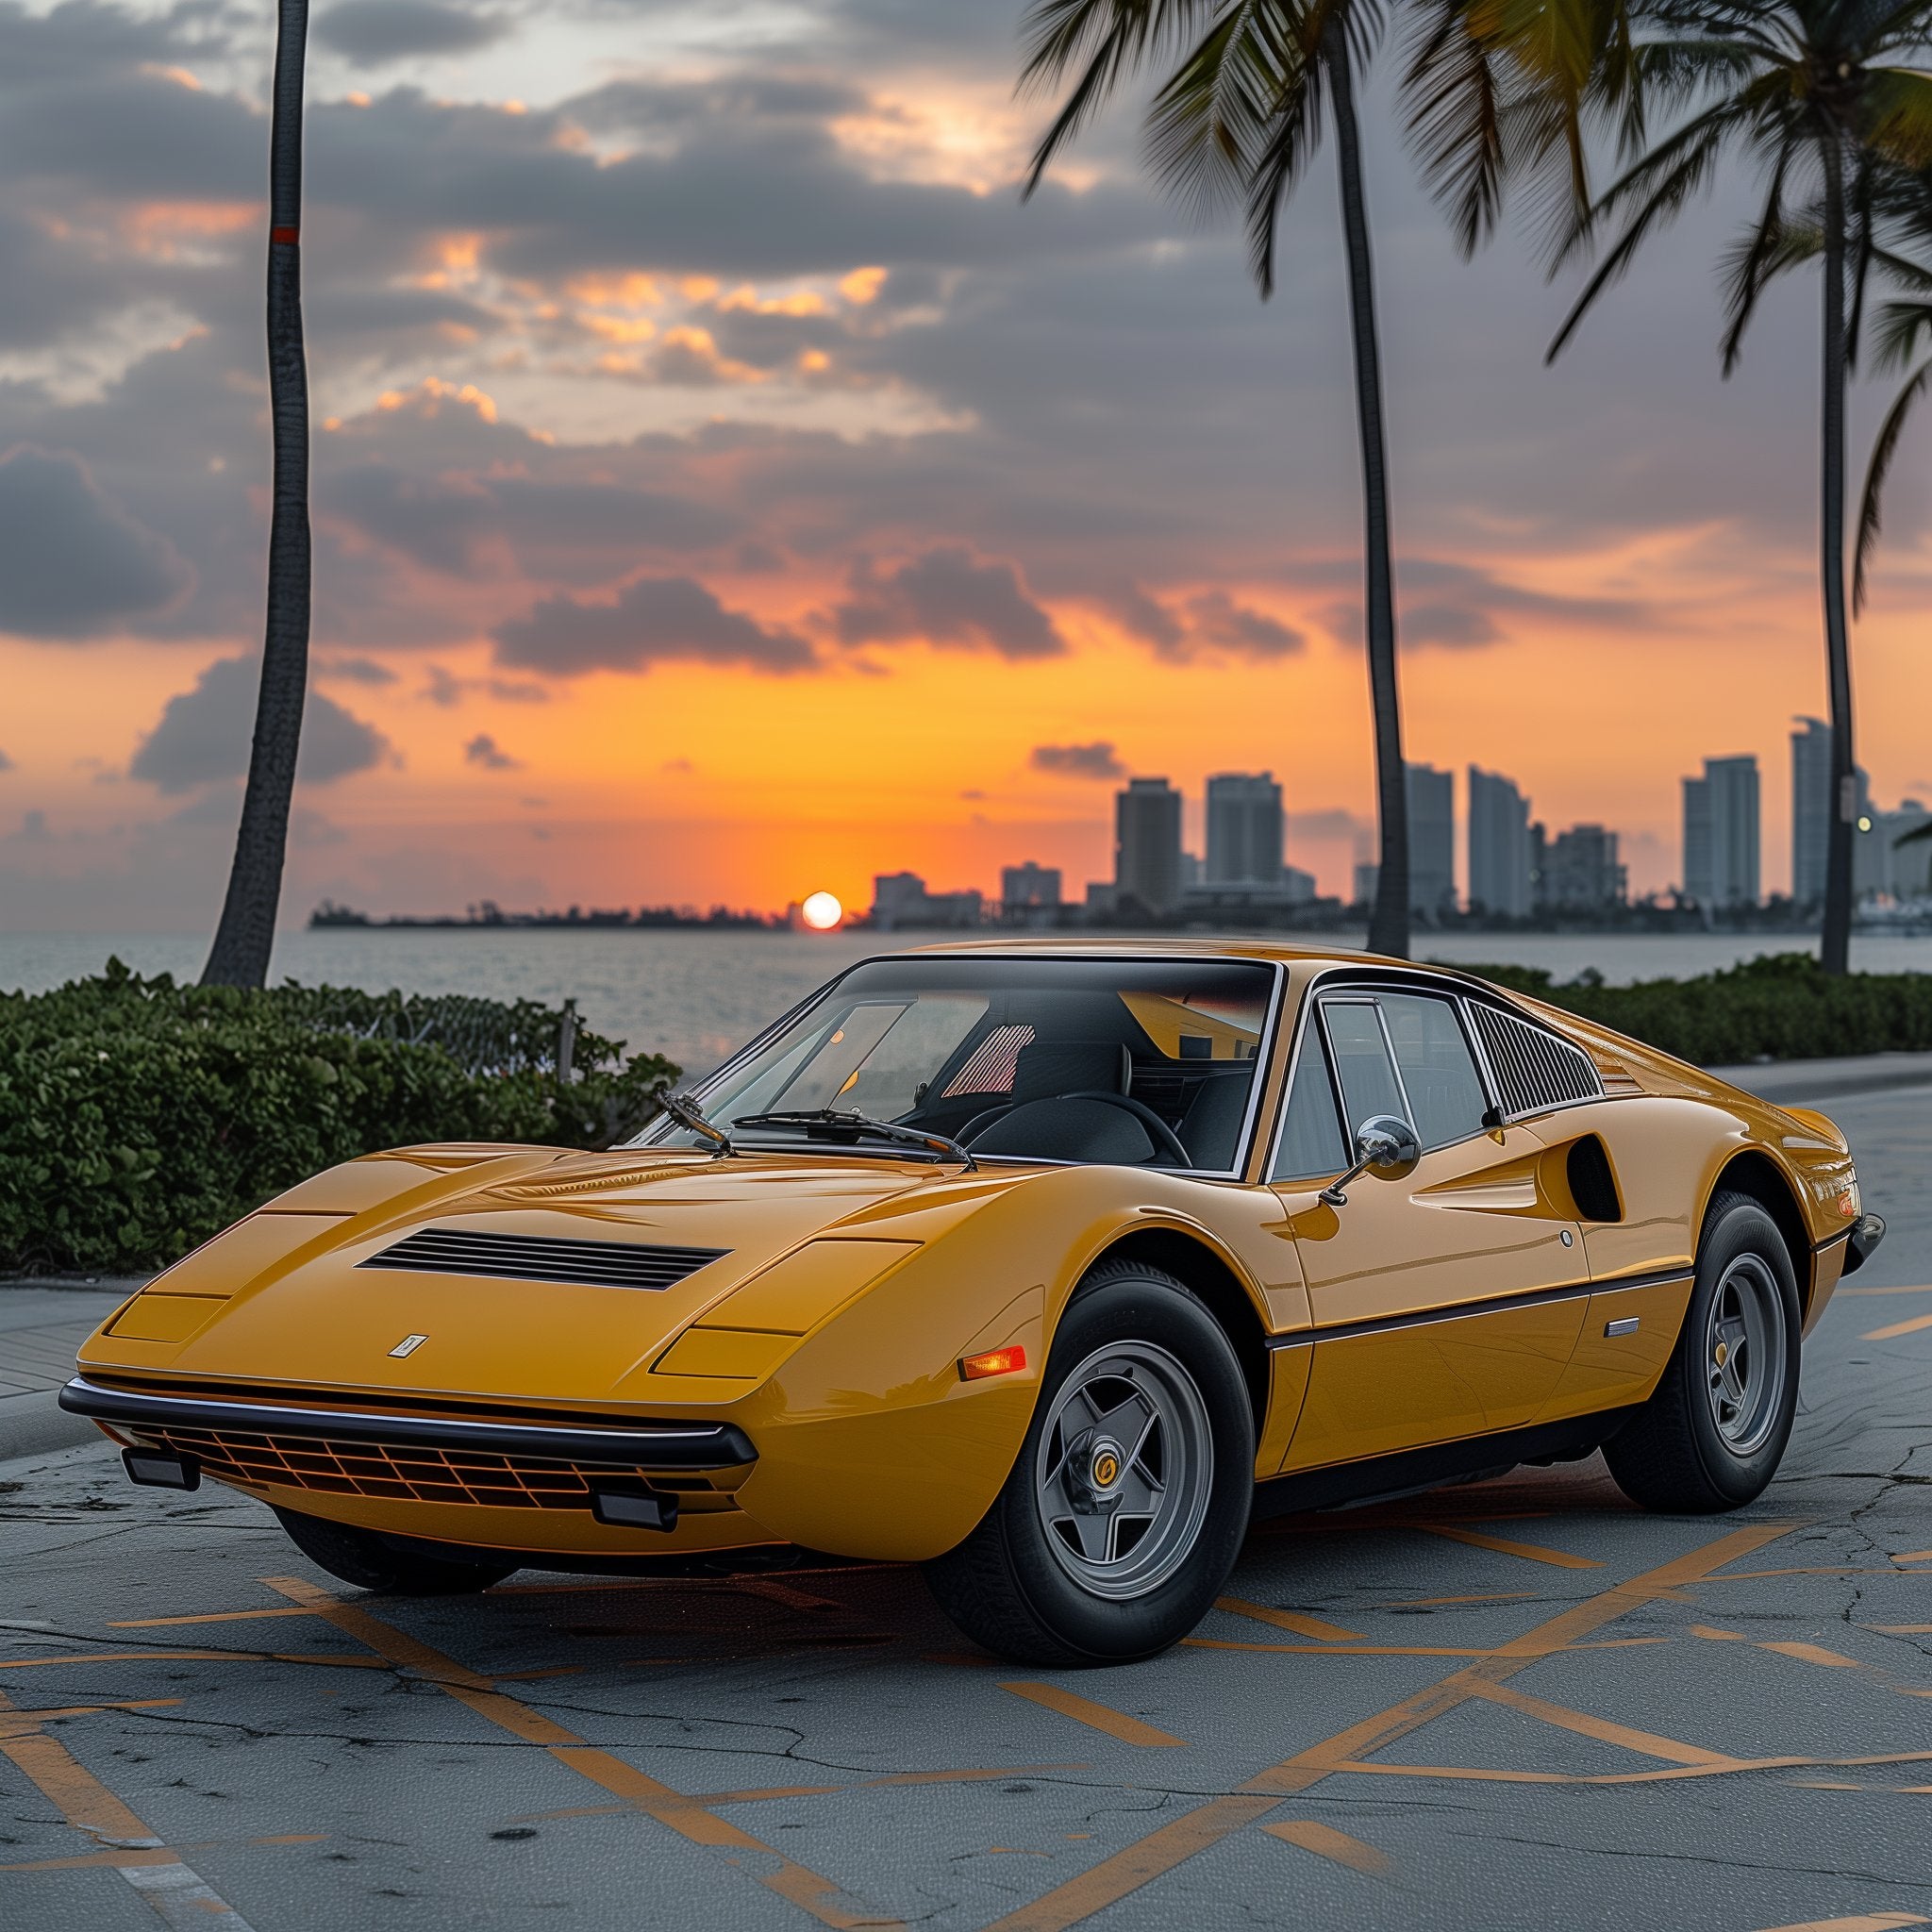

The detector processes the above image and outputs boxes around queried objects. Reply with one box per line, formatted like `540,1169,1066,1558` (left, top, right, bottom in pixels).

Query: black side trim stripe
58,1376,756,1469
1265,1265,1694,1350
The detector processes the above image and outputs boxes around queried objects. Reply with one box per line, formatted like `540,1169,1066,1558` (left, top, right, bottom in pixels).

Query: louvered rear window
1469,1005,1603,1117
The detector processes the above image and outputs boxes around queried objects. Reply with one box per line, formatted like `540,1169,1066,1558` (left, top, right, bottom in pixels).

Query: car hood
88,1143,1011,1408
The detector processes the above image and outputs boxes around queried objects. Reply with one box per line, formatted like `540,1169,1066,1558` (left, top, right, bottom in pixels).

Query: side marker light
958,1345,1027,1382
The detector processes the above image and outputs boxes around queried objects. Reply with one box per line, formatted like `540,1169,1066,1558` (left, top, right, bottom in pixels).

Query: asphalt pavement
5,1084,1932,1932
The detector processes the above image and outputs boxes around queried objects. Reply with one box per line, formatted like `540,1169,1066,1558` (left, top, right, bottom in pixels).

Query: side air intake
361,1228,726,1291
1469,1005,1603,1118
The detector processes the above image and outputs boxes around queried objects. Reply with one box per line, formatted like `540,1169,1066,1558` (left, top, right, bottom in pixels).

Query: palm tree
1853,179,1932,611
202,0,313,989
1018,0,1621,958
1547,0,1932,974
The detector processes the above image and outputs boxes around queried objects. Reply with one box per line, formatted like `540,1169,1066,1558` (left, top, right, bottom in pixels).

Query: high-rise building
1682,754,1760,909
1114,777,1183,916
1791,717,1871,907
1855,798,1932,901
1791,718,1831,908
1000,862,1061,911
1205,773,1284,886
1353,861,1379,908
870,872,981,929
1537,824,1626,911
1467,766,1532,918
1407,763,1456,919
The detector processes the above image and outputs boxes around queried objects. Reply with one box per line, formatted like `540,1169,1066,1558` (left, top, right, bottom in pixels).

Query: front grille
361,1227,725,1290
1471,1005,1603,1117
137,1424,701,1510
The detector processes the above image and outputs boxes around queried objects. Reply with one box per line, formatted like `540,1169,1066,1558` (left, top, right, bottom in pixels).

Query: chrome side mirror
1319,1114,1421,1208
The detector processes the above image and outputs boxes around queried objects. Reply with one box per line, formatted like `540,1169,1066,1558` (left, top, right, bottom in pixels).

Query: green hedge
1447,951,1932,1066
0,961,679,1276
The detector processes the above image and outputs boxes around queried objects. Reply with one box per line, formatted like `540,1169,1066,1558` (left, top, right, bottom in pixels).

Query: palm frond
1547,111,1732,358
1871,294,1932,369
1855,355,1932,610
1718,147,1794,373
1400,0,1507,256
1018,0,1208,197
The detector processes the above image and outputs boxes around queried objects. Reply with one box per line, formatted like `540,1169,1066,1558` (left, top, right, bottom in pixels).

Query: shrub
0,960,679,1276
1442,951,1932,1066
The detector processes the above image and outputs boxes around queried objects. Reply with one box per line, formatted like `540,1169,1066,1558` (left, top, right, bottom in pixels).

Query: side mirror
1319,1114,1421,1208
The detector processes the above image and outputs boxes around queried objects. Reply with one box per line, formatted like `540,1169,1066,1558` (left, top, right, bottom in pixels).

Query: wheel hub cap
1033,1341,1214,1602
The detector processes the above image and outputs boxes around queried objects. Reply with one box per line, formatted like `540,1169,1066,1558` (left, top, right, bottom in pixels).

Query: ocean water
6,927,1931,1076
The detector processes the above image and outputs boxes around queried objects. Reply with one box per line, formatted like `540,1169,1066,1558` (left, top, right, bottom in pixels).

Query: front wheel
1604,1191,1801,1512
923,1261,1254,1666
274,1507,520,1594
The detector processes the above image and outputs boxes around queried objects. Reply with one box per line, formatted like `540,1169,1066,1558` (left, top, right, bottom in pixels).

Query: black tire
922,1260,1254,1666
1604,1191,1801,1513
274,1507,519,1594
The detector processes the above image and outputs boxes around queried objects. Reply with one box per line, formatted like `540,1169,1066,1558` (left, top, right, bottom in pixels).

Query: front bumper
60,1375,757,1525
1842,1212,1887,1277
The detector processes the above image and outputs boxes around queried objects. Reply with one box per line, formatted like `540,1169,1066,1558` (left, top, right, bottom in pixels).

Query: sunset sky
4,0,1931,931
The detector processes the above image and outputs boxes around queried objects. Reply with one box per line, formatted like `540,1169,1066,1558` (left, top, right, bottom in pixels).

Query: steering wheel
961,1090,1192,1167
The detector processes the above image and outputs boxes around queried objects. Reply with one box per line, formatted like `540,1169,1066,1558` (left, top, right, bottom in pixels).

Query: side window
1271,1030,1348,1182
1320,1000,1407,1134
1377,993,1490,1150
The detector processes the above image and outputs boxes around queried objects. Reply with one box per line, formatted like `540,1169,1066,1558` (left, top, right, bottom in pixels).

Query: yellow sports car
65,941,1881,1663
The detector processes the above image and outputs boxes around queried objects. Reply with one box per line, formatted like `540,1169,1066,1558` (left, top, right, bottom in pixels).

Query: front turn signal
958,1345,1026,1382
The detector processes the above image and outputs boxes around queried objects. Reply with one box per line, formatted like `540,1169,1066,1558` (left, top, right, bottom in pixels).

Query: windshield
635,955,1278,1173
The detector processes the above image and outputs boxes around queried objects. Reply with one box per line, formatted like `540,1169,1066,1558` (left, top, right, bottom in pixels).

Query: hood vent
361,1228,726,1291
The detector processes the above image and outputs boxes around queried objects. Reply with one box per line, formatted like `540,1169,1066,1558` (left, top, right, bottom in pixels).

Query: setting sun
800,891,843,930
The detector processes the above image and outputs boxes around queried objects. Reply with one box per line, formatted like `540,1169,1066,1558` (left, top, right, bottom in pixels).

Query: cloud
1290,808,1373,841
492,575,816,677
0,446,192,639
0,747,11,772
129,658,392,793
464,732,521,770
316,656,399,686
1183,591,1305,659
1031,741,1126,780
314,0,510,64
834,548,1066,660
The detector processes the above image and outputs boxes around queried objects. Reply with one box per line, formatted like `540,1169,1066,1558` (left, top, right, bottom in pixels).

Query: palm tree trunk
1325,22,1409,959
202,0,312,990
1818,133,1855,977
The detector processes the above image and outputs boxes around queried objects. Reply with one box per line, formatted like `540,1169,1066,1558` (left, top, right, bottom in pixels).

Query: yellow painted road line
1260,1819,1391,1874
1691,1624,1750,1641
998,1683,1186,1748
1860,1313,1932,1341
981,1521,1798,1932
1216,1598,1364,1641
1704,1568,1932,1580
1871,1624,1932,1635
1182,1637,1665,1658
1751,1915,1928,1930
262,1576,900,1931
0,1688,262,1931
109,1606,325,1628
1893,1550,1932,1564
1837,1284,1932,1297
1323,1747,1932,1789
1463,1681,1738,1767
1407,1524,1605,1569
1760,1642,1864,1669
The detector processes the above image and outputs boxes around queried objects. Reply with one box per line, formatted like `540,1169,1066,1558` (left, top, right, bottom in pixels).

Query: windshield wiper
728,1108,976,1171
660,1091,733,1157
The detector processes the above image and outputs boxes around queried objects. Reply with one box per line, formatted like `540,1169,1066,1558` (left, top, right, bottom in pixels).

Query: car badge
389,1334,428,1358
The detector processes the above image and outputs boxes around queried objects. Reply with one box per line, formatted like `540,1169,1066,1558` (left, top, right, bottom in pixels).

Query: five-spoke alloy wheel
924,1260,1254,1666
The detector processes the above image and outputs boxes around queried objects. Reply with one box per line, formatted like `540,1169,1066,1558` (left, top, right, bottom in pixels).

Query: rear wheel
274,1507,519,1594
1604,1191,1800,1512
923,1261,1254,1665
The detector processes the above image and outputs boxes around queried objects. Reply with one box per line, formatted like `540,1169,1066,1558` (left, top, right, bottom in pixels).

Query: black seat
958,1040,1131,1144
967,1096,1157,1163
1176,1073,1249,1170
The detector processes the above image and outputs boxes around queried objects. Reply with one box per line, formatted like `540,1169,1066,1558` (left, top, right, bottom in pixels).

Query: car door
1266,983,1589,1473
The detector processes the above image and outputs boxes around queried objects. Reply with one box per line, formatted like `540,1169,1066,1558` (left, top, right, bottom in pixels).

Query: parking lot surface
5,1085,1932,1931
